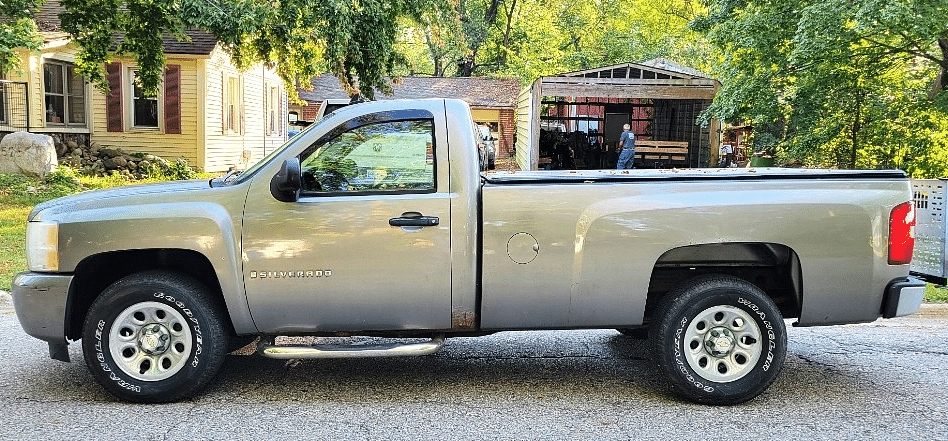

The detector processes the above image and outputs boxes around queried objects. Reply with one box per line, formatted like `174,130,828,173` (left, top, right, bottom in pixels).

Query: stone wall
1,131,179,179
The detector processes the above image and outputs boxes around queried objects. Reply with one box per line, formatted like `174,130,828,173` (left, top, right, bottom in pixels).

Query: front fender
55,202,254,333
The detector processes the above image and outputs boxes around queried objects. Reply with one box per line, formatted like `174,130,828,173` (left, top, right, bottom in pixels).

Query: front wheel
650,275,787,405
81,271,230,402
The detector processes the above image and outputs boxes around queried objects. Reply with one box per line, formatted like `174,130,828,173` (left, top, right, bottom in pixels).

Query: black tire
650,275,787,405
81,271,230,403
616,328,649,339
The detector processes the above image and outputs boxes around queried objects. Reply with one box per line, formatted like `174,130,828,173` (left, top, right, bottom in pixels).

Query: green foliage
928,284,948,303
59,0,440,99
134,157,199,181
694,0,948,176
397,0,712,82
0,170,82,206
162,158,199,181
0,0,43,75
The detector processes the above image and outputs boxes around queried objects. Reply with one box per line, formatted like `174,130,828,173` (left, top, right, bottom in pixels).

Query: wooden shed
515,59,721,170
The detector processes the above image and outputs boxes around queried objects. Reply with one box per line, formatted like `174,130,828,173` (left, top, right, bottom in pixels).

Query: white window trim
223,73,243,135
265,83,282,137
125,67,163,132
42,59,89,128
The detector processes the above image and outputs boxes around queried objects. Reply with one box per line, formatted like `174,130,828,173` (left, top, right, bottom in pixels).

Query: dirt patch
916,303,948,318
0,291,13,315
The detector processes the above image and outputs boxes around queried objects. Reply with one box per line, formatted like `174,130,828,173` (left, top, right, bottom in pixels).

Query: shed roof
299,74,523,108
558,58,713,81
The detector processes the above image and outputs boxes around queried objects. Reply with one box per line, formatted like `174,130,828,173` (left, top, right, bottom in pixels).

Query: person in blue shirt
616,124,636,169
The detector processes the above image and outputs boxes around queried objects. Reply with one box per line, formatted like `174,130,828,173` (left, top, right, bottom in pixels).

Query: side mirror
270,158,301,202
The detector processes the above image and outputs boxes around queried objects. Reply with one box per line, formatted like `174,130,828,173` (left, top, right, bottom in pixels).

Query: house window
224,74,241,133
267,85,280,135
43,61,86,126
130,70,159,128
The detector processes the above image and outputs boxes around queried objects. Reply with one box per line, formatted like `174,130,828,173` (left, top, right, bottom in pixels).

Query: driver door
241,109,452,333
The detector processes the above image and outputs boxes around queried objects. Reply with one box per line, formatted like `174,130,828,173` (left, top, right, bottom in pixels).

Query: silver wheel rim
683,305,762,383
109,301,192,382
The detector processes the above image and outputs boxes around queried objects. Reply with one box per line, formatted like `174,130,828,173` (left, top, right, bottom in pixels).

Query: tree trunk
500,0,518,65
935,37,948,98
457,55,476,77
425,33,444,77
485,0,502,26
849,92,862,169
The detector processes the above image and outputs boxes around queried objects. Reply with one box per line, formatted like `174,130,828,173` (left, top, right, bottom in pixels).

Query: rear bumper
11,271,73,361
882,276,927,319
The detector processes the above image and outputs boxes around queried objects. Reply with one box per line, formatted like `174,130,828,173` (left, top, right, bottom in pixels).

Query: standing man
616,123,636,169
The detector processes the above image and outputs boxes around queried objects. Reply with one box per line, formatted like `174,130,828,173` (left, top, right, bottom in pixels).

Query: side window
300,119,436,194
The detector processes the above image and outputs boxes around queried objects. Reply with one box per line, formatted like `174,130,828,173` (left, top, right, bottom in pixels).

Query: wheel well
65,249,232,341
644,243,803,323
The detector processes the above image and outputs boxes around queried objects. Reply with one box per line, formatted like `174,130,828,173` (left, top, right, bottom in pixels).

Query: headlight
26,221,59,272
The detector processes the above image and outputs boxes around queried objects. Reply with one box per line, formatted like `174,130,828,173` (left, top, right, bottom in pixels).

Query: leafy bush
139,157,199,181
164,158,199,180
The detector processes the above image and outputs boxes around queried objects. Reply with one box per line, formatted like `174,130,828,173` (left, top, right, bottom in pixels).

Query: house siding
11,40,287,173
13,45,88,131
203,48,285,172
90,56,202,168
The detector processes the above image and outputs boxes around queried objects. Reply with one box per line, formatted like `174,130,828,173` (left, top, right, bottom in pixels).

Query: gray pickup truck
12,99,925,405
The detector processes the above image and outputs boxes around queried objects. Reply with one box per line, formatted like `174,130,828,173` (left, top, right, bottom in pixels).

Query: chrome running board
258,335,445,359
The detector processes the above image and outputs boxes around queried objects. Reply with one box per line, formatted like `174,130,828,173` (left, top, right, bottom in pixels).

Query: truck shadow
5,331,889,406
202,331,879,406
206,331,668,403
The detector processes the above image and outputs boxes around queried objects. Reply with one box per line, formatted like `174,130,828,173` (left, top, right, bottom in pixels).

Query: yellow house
0,2,286,172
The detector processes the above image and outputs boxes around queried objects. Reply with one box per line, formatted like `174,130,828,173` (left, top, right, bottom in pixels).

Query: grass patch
927,284,948,303
0,203,31,292
1,166,213,291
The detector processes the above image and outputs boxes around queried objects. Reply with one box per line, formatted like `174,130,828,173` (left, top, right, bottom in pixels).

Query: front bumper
881,276,927,319
11,271,73,362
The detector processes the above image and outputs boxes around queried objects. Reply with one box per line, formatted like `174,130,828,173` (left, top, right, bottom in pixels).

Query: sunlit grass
928,284,948,303
1,167,216,291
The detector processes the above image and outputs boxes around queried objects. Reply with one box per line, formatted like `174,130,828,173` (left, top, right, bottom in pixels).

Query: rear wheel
650,275,787,405
81,271,230,402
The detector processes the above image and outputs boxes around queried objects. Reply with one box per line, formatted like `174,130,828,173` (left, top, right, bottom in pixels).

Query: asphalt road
1,293,946,440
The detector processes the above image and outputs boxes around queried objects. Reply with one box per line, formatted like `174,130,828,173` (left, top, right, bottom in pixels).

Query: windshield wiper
211,169,242,187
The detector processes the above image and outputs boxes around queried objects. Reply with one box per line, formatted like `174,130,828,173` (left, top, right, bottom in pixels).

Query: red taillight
888,202,915,265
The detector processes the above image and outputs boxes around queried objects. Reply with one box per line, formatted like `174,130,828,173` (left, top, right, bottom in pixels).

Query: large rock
0,132,58,178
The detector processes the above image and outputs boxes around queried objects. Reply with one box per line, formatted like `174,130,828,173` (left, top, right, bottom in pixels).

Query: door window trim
298,109,438,198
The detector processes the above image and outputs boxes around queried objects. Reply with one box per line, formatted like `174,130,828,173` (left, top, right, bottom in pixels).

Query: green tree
693,0,948,175
0,0,43,75
58,0,437,100
399,0,711,82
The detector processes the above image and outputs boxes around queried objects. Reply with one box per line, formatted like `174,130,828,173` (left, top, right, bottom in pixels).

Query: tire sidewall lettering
670,291,778,395
92,289,204,395
673,312,715,393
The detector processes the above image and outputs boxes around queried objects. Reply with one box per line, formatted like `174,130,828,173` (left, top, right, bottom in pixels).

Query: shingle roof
34,0,218,54
640,58,712,79
558,60,713,80
113,30,218,55
299,74,523,108
34,0,65,32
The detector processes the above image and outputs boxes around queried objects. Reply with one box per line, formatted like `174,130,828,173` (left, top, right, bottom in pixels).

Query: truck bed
479,167,910,329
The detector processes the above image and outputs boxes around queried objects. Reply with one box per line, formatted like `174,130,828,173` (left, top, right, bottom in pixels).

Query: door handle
389,213,440,227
